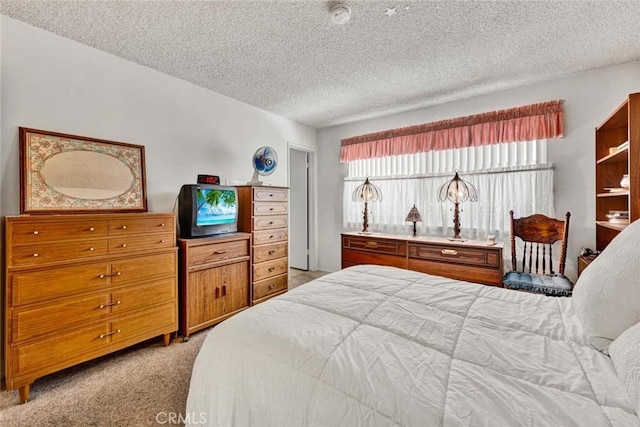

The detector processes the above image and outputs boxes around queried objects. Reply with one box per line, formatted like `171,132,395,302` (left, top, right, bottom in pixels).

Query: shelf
597,190,629,197
596,221,629,231
596,146,628,164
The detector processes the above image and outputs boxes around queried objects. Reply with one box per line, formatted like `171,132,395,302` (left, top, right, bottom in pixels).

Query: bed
186,224,640,426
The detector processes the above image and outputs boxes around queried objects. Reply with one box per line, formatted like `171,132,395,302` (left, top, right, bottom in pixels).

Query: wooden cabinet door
187,268,225,329
219,261,250,316
185,260,249,329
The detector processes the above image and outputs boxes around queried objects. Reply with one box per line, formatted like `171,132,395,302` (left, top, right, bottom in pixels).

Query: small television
178,184,238,238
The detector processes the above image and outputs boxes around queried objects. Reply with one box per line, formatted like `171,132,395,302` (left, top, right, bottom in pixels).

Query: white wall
318,61,640,280
0,16,317,217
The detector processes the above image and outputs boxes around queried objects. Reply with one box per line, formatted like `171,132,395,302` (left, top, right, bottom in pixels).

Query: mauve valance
340,100,564,162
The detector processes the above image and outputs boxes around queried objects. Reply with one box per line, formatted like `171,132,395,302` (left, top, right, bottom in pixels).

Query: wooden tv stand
342,232,504,287
178,233,251,339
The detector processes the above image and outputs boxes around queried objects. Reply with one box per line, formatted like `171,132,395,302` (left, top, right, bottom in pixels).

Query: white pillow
609,321,640,415
573,219,640,352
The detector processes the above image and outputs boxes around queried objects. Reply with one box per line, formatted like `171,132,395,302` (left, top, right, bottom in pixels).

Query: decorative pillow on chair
609,321,640,415
573,219,640,353
503,271,573,296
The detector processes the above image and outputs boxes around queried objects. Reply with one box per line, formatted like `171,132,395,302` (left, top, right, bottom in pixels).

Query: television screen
195,188,237,226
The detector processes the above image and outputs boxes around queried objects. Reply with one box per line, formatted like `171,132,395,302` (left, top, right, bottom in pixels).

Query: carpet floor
0,332,206,427
0,269,328,426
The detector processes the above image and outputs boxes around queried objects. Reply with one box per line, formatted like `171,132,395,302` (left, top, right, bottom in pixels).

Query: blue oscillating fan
248,146,278,185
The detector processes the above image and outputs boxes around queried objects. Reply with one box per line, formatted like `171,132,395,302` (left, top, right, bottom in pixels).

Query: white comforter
186,265,639,426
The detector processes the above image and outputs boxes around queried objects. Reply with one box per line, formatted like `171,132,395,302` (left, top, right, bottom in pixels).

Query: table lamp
352,177,382,233
438,172,477,241
405,204,422,237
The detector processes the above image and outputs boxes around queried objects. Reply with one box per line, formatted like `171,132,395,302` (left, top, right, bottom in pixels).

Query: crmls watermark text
156,411,207,425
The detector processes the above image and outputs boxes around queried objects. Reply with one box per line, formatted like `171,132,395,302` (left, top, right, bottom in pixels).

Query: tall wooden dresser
4,213,178,403
237,186,289,304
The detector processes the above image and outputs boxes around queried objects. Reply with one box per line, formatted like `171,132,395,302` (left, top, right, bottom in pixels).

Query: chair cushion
573,219,640,353
503,271,573,297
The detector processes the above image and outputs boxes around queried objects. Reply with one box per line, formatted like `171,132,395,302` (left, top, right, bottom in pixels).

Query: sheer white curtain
343,140,554,239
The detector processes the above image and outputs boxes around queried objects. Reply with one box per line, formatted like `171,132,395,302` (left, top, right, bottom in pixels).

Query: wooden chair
502,211,574,297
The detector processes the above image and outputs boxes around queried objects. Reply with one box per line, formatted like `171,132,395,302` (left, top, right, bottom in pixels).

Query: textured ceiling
2,1,640,129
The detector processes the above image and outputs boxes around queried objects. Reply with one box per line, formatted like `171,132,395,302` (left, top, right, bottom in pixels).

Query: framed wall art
20,127,148,214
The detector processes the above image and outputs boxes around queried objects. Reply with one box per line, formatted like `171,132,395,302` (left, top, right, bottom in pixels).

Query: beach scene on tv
196,189,237,226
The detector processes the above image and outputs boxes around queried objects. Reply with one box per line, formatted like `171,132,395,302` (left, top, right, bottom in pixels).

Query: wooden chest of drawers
178,233,251,339
238,186,289,304
342,232,504,287
4,213,178,403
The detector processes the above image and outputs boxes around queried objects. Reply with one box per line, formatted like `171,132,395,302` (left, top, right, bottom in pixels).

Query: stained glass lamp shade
405,205,422,236
352,177,382,233
438,172,478,240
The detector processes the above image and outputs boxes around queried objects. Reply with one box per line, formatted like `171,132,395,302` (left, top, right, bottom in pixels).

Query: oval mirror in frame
19,127,148,214
41,151,135,200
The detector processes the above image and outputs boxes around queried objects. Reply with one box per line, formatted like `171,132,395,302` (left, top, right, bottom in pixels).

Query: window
340,100,563,239
343,140,554,239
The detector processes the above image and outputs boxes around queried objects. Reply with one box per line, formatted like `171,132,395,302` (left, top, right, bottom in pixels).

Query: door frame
287,143,317,271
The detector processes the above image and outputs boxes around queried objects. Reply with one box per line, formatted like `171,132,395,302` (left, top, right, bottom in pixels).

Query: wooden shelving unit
595,93,640,250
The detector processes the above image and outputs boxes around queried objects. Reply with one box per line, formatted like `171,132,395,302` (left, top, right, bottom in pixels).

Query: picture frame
20,127,148,214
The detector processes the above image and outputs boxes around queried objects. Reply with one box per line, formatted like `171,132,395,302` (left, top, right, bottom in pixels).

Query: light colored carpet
0,332,206,426
0,269,329,426
288,268,328,289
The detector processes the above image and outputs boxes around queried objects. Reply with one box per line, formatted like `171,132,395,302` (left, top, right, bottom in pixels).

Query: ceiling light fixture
329,3,351,25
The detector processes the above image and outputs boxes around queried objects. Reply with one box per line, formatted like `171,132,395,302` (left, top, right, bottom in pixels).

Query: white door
289,148,309,270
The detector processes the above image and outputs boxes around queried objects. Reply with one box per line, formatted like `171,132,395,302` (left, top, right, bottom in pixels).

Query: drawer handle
441,249,458,256
269,194,274,197
365,241,378,248
160,240,165,243
268,266,276,272
160,223,165,227
268,249,276,255
120,225,127,230
222,284,227,296
269,235,274,239
99,300,121,309
269,207,274,211
269,283,276,289
121,244,127,248
33,231,39,235
89,227,95,232
99,329,121,339
213,250,228,255
99,272,122,279
89,247,95,251
32,253,39,257
269,221,274,225
215,287,220,299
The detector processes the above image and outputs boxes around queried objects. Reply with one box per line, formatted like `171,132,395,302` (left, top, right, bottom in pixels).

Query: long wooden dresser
342,232,504,287
237,186,289,304
4,213,178,403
